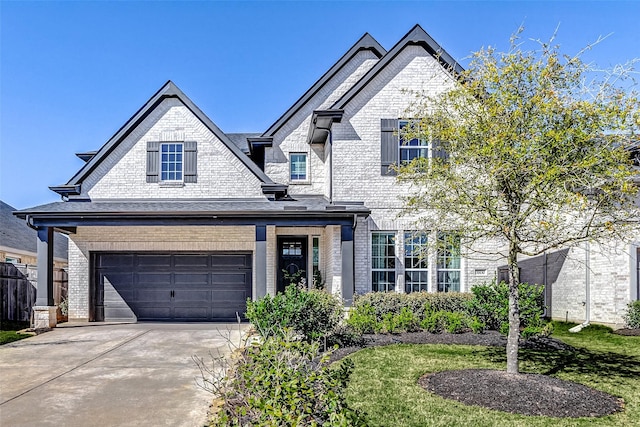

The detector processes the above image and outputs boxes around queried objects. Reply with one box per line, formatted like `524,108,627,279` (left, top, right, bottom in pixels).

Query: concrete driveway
0,322,248,427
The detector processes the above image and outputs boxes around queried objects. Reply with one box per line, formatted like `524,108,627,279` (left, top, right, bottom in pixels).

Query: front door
277,237,308,293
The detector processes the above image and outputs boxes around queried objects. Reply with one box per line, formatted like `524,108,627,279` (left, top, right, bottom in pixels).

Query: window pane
372,232,396,292
290,153,307,180
399,120,429,162
437,271,460,292
160,143,184,182
437,233,461,292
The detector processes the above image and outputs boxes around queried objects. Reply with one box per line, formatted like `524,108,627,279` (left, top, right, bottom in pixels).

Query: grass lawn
344,322,640,427
0,321,32,345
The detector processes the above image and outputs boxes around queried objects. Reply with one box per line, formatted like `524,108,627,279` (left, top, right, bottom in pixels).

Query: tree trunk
506,241,520,374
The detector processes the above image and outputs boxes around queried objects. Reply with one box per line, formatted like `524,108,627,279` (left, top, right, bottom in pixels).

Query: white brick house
15,25,639,328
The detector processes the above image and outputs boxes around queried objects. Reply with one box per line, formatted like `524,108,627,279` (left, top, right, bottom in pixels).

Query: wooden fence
0,262,68,323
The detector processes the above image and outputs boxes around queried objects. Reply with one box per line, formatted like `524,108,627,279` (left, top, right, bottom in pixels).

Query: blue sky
1,1,639,209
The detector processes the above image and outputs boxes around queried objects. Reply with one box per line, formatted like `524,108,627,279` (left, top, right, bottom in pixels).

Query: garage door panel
174,273,209,286
98,254,134,268
136,288,172,302
137,273,172,286
95,252,251,321
210,254,251,269
136,306,172,319
172,306,210,320
174,255,209,268
212,272,251,286
174,290,211,302
101,273,134,289
136,255,172,268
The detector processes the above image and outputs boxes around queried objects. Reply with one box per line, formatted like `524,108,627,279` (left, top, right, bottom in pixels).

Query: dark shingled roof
1,201,68,260
227,133,261,154
14,197,369,218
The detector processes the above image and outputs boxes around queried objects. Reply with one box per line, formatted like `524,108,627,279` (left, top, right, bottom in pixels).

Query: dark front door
277,237,308,293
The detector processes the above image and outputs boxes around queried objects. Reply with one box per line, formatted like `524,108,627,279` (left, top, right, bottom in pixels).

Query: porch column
255,225,267,299
34,226,57,328
341,224,354,306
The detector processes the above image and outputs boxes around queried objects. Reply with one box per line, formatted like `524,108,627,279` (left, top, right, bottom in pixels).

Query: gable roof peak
332,24,464,109
57,80,275,197
261,31,386,138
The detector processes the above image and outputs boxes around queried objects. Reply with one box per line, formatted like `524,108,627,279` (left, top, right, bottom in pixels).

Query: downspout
569,242,591,333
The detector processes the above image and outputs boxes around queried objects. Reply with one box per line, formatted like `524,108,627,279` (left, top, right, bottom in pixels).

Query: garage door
92,253,252,321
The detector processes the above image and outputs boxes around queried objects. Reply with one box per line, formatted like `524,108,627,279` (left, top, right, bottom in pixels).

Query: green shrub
421,311,447,333
246,285,343,342
468,316,485,334
520,322,554,340
346,303,380,334
381,312,399,334
395,307,421,332
352,291,471,321
212,334,366,426
466,280,545,334
623,300,640,329
443,312,469,334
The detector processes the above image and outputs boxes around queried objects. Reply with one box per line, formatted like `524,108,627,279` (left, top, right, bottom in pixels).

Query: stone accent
33,306,57,329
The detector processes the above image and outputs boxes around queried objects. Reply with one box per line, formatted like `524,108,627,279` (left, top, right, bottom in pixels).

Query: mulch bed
419,369,624,418
613,328,640,336
329,330,574,362
330,330,625,418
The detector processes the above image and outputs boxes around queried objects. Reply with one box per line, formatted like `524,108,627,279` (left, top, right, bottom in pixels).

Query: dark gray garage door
92,253,252,321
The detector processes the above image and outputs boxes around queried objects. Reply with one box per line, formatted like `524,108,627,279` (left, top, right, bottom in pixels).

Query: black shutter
380,119,398,176
432,140,450,161
184,141,197,183
146,141,160,183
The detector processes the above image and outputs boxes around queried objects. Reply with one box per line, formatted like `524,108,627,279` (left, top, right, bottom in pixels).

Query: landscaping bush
246,285,343,342
211,334,366,426
420,311,477,334
466,280,546,334
623,300,640,329
346,303,380,334
352,291,471,321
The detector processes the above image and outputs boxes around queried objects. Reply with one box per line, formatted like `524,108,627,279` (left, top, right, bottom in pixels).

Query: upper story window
399,120,429,163
290,153,308,182
381,119,448,176
146,141,197,184
161,143,183,181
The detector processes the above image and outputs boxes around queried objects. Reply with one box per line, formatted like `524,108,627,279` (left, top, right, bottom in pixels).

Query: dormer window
161,143,183,181
290,153,308,182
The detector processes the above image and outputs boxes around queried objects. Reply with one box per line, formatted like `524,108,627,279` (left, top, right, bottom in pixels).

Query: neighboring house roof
55,81,275,197
0,200,68,261
261,33,386,138
332,24,464,110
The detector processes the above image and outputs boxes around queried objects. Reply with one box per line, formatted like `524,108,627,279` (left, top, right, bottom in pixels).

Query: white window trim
404,231,429,293
371,231,397,292
160,142,184,183
289,152,310,184
398,120,431,163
